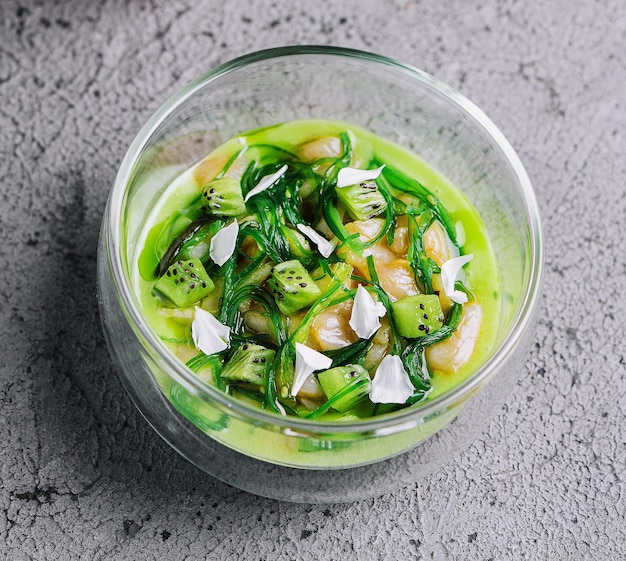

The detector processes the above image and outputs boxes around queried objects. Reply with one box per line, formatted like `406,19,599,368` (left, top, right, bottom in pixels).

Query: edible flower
349,284,386,339
209,220,239,266
296,223,337,258
441,254,473,304
191,307,231,356
291,343,332,397
336,165,385,188
244,164,288,202
369,355,413,404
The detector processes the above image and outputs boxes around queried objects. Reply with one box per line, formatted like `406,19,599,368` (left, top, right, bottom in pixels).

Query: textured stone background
1,0,625,559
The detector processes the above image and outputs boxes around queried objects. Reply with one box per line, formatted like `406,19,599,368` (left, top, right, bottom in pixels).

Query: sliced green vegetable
152,258,215,307
317,364,371,412
335,179,387,221
220,343,275,386
202,176,247,216
269,259,322,316
392,294,444,338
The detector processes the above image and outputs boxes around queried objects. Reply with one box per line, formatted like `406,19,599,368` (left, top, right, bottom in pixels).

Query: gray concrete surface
1,0,625,559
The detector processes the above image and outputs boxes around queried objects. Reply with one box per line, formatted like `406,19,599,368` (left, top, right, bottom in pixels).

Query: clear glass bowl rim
106,45,544,436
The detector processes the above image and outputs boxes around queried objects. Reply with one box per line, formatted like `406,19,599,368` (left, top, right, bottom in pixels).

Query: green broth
132,119,501,421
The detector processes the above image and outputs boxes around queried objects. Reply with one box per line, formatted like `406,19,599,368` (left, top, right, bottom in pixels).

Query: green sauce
132,119,501,425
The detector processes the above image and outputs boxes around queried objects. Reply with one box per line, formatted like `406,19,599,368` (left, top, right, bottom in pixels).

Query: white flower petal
191,307,231,356
291,343,333,397
349,285,387,339
336,165,385,188
369,355,414,404
209,220,239,266
243,164,288,202
441,254,473,304
296,223,337,258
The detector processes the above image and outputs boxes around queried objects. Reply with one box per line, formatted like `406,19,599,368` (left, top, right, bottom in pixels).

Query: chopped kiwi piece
391,294,444,338
335,179,387,221
268,259,322,315
152,258,215,307
220,343,275,386
202,176,247,217
317,364,371,412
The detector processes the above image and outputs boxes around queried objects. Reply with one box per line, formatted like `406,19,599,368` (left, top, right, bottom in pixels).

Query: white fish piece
336,165,385,188
441,254,474,304
209,220,239,266
191,307,231,356
349,284,386,339
369,354,413,404
243,164,288,202
291,342,333,397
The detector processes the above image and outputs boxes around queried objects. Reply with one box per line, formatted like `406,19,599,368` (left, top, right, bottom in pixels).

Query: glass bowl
97,46,543,503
